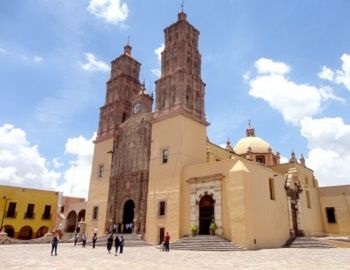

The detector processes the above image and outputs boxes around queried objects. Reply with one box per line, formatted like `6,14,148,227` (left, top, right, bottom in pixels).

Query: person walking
51,232,59,256
164,232,170,252
82,233,87,248
92,233,97,248
73,233,78,246
119,236,125,254
114,235,120,256
107,234,113,253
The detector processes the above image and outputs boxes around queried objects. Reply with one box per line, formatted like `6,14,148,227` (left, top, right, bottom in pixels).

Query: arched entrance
66,211,77,232
18,226,33,240
36,226,48,238
123,199,135,233
199,195,214,235
78,209,86,222
4,225,15,238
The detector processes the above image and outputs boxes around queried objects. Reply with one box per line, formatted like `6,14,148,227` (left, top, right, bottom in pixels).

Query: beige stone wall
319,185,350,235
183,157,291,249
271,163,324,236
298,169,324,236
85,138,113,237
247,163,290,249
207,142,231,162
145,114,207,244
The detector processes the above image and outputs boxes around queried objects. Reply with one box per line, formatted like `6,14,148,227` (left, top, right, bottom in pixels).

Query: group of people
112,223,133,234
107,234,125,256
50,228,170,256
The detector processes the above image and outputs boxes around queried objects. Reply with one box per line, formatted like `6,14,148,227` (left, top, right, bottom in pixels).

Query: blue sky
1,0,349,198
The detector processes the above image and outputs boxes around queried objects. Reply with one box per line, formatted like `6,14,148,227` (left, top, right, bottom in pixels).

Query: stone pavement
0,243,349,270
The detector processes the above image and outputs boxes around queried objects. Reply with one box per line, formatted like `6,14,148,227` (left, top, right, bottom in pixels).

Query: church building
85,11,348,250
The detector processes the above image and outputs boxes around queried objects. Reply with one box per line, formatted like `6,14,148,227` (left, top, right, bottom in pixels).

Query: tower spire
181,0,184,12
124,36,132,56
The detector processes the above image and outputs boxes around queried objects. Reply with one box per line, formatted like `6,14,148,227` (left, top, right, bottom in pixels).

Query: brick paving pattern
0,243,349,270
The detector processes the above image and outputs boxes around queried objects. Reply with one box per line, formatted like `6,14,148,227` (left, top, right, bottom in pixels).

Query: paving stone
0,243,349,270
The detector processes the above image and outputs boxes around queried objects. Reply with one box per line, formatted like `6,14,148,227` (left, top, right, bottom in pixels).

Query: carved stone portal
187,174,223,235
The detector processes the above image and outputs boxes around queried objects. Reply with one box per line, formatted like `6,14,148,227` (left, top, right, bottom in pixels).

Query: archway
199,195,214,235
78,209,86,222
123,199,135,233
18,226,33,240
4,225,15,238
36,226,48,238
66,211,77,232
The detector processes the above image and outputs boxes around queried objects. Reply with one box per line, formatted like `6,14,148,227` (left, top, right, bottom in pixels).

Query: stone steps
163,235,244,251
86,233,151,247
284,237,336,248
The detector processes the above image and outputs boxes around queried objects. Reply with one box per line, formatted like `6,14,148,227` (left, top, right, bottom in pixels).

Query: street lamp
1,196,10,232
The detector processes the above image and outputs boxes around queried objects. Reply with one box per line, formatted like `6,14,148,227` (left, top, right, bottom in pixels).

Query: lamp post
1,196,10,232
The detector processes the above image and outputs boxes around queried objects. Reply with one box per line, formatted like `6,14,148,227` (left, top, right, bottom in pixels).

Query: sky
0,0,349,198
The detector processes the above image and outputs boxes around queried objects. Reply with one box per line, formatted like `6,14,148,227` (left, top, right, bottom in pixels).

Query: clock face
133,103,141,114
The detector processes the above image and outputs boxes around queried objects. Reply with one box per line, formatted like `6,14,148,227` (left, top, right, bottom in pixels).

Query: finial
124,36,132,56
246,120,255,137
181,0,184,12
289,150,297,163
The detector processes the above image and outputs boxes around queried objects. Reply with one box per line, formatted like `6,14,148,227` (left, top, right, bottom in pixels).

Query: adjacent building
0,185,58,239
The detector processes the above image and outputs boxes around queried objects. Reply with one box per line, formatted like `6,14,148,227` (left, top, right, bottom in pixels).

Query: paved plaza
0,243,349,270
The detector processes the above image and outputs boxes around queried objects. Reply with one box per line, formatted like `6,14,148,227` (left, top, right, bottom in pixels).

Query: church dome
234,136,271,155
233,123,272,155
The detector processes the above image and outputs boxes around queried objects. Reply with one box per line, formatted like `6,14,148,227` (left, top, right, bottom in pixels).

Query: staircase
88,233,151,247
284,237,336,248
166,235,244,251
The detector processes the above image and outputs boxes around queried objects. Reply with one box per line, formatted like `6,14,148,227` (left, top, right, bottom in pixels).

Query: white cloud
155,44,164,61
0,124,96,198
301,117,350,186
81,52,109,72
0,124,60,189
87,0,128,24
318,66,334,81
151,68,161,77
0,47,7,54
255,58,290,75
249,57,343,125
319,53,350,91
51,158,64,169
151,44,164,78
33,56,43,63
58,134,96,198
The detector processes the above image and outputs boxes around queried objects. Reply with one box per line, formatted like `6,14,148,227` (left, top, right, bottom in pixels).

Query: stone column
287,197,294,237
214,182,222,236
296,199,304,236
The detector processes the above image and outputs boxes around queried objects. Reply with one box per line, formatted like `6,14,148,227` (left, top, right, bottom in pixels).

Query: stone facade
106,110,152,234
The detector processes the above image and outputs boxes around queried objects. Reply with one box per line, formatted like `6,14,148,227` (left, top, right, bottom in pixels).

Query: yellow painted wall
85,138,113,237
319,185,350,235
145,114,207,244
0,185,58,238
182,157,291,249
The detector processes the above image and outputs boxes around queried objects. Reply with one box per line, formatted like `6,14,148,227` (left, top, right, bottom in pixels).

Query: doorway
199,195,214,235
123,199,135,233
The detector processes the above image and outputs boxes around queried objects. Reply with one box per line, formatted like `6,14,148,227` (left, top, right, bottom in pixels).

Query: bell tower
146,11,208,244
86,44,143,236
96,44,142,143
154,11,206,123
